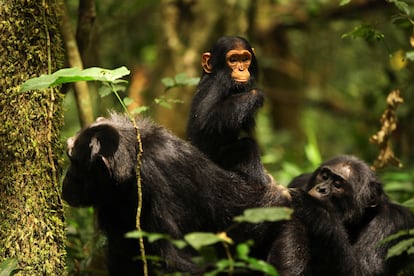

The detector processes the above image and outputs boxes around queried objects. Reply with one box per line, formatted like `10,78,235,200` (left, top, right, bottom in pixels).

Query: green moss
0,0,66,274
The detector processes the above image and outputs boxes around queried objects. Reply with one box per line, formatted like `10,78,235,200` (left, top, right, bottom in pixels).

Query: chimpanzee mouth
231,80,251,94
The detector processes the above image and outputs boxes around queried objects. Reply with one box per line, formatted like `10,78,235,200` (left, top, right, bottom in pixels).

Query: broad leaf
234,207,293,224
184,232,233,250
386,238,414,259
20,66,130,92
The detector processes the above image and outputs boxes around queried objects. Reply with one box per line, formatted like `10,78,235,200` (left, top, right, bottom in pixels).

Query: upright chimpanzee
62,113,290,275
187,36,270,185
269,155,414,275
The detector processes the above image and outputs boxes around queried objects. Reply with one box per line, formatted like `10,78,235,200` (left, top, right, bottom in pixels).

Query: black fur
187,36,269,185
62,114,289,275
272,155,414,275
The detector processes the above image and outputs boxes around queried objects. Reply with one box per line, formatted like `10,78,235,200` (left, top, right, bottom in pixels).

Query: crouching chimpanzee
187,36,270,186
269,155,414,275
62,113,290,275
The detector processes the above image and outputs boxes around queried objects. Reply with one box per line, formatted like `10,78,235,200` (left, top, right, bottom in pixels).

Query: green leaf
389,0,411,15
406,51,414,61
384,181,414,193
402,198,414,209
304,124,321,167
236,242,250,259
162,73,200,90
131,106,150,115
245,258,278,276
204,259,232,276
174,73,189,84
339,0,351,6
123,97,134,106
304,142,321,168
234,207,293,224
185,77,201,86
184,232,231,250
20,66,130,92
0,258,19,276
386,238,414,259
99,85,113,97
381,229,414,243
171,239,188,249
154,98,172,109
161,77,175,88
125,230,170,243
342,24,385,41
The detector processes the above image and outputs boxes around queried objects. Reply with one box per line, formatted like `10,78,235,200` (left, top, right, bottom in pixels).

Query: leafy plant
161,73,200,91
341,24,385,41
126,206,292,275
20,67,130,92
234,207,293,224
380,228,414,259
154,96,184,109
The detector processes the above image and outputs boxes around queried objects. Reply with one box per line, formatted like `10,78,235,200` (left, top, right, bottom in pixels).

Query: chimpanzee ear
89,136,113,177
201,52,213,73
90,136,102,161
88,124,120,173
367,181,383,208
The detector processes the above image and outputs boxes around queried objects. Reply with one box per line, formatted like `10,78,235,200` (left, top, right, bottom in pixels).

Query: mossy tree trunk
0,0,66,274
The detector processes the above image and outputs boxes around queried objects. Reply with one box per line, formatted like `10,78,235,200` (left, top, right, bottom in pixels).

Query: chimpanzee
63,114,414,275
62,113,290,275
268,155,414,275
187,36,270,186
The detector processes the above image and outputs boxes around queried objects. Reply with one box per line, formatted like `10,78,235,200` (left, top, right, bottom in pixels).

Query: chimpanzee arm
291,190,362,276
353,203,414,275
189,80,264,136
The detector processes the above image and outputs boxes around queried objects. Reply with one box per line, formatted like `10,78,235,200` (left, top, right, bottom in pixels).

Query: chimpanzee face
62,122,121,207
304,155,383,224
225,48,252,84
200,36,258,86
308,163,353,201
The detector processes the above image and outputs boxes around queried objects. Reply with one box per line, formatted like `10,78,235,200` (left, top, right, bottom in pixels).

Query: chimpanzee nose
316,185,328,194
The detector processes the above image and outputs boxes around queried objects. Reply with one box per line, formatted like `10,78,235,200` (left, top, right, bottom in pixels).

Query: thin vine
42,0,59,190
110,83,148,276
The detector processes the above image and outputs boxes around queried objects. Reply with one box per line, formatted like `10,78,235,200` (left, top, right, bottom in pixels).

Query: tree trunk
60,2,94,127
0,0,66,274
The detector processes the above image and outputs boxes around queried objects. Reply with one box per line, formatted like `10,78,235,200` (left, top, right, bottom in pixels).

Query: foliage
0,259,19,276
234,207,293,224
20,67,130,92
125,206,291,275
154,96,184,109
162,73,200,91
380,228,414,258
341,24,385,42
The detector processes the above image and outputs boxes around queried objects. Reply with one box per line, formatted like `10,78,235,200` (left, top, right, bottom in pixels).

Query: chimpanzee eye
333,180,342,188
229,56,238,63
321,170,329,180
